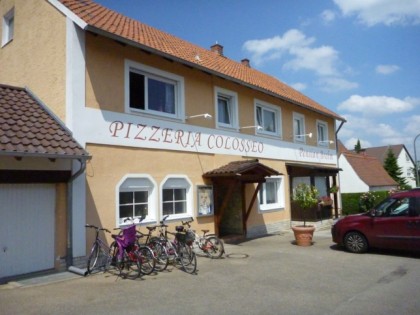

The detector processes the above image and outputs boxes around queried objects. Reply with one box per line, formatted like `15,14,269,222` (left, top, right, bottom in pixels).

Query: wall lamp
240,125,263,130
185,113,212,120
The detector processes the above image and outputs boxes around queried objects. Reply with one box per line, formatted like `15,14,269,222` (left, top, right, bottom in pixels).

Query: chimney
241,58,251,68
210,43,223,56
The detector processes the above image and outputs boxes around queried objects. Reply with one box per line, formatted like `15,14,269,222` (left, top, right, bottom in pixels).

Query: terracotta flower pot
291,225,316,246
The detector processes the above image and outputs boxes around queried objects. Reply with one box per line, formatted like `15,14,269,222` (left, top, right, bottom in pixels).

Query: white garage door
0,184,55,279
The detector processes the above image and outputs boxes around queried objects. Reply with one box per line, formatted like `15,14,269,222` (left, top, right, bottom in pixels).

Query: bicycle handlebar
181,217,194,227
160,214,170,225
85,224,111,233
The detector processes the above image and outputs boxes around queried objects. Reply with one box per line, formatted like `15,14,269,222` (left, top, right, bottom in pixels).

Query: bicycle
85,224,113,274
181,218,225,259
109,223,142,279
136,224,169,272
116,217,157,275
152,215,197,274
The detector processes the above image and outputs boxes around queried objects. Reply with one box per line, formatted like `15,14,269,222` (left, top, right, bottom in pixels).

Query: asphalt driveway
1,229,419,315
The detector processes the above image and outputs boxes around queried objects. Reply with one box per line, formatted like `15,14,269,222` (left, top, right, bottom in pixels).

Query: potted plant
319,195,333,207
291,183,319,246
329,185,339,194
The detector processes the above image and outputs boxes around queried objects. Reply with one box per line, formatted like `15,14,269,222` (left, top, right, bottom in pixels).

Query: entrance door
214,182,243,237
0,184,55,279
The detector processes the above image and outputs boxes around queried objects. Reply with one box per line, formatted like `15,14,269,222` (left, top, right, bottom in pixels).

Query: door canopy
203,159,281,183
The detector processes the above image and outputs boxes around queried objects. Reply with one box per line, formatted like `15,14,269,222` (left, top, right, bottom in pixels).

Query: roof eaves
86,25,345,122
48,0,88,29
0,151,91,160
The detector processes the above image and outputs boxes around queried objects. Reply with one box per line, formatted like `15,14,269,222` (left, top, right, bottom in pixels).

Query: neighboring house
357,145,416,188
0,0,345,279
338,142,398,193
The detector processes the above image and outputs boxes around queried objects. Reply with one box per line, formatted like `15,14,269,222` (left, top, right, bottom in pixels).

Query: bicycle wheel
118,250,142,280
87,242,99,274
108,241,118,267
203,236,224,259
137,246,156,275
148,240,169,272
178,243,197,274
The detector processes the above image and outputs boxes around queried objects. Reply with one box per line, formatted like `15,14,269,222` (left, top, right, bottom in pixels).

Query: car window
410,197,420,216
375,197,409,217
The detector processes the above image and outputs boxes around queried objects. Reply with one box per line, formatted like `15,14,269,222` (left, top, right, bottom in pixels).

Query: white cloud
242,29,340,76
404,115,420,134
333,0,420,26
321,10,336,23
344,137,372,150
284,45,339,76
290,82,307,91
316,77,359,92
242,29,314,65
337,95,415,115
375,64,400,74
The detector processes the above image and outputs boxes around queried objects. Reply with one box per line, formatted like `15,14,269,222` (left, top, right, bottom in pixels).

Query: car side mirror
370,209,383,217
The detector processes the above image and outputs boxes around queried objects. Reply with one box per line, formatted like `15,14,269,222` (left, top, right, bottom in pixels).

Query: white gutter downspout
66,158,87,269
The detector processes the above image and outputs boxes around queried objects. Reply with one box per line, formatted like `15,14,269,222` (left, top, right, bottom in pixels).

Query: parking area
1,229,419,315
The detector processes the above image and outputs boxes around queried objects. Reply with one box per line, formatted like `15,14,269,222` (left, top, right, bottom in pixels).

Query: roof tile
58,0,344,121
343,152,397,187
0,84,90,159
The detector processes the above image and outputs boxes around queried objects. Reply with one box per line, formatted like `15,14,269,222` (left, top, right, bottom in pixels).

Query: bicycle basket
176,231,195,245
175,225,184,232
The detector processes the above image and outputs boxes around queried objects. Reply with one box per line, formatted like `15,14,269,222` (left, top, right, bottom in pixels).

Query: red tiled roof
343,152,397,187
337,140,349,155
56,0,344,121
0,84,90,159
356,145,407,164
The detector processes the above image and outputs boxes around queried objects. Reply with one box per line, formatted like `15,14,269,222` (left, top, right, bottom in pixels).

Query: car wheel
344,232,368,253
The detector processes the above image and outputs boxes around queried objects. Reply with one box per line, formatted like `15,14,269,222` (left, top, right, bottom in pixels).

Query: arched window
117,175,157,225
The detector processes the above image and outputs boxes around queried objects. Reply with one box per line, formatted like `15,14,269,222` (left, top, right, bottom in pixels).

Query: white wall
397,149,416,188
338,155,369,193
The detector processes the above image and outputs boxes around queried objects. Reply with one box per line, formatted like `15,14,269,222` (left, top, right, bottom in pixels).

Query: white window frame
258,176,285,211
292,177,311,196
116,174,158,226
215,87,238,130
160,175,193,221
125,60,185,119
255,99,282,137
316,120,329,147
2,7,14,47
293,112,306,143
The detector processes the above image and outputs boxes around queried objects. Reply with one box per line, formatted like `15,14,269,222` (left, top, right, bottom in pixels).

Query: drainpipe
66,158,87,268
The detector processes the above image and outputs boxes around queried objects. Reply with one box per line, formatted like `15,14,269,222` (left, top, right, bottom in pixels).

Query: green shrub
341,191,389,215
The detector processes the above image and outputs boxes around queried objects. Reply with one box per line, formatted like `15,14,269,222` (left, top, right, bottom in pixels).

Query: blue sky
95,0,420,157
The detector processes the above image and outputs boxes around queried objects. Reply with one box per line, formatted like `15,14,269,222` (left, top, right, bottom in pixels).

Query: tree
354,139,362,153
383,148,409,189
292,183,319,227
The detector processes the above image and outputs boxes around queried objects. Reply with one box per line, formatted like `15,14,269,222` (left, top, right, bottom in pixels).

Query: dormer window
2,7,14,47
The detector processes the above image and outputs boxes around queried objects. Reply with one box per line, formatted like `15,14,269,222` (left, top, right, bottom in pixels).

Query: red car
332,189,420,253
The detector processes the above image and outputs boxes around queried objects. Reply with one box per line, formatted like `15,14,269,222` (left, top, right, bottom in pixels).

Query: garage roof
0,84,90,160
